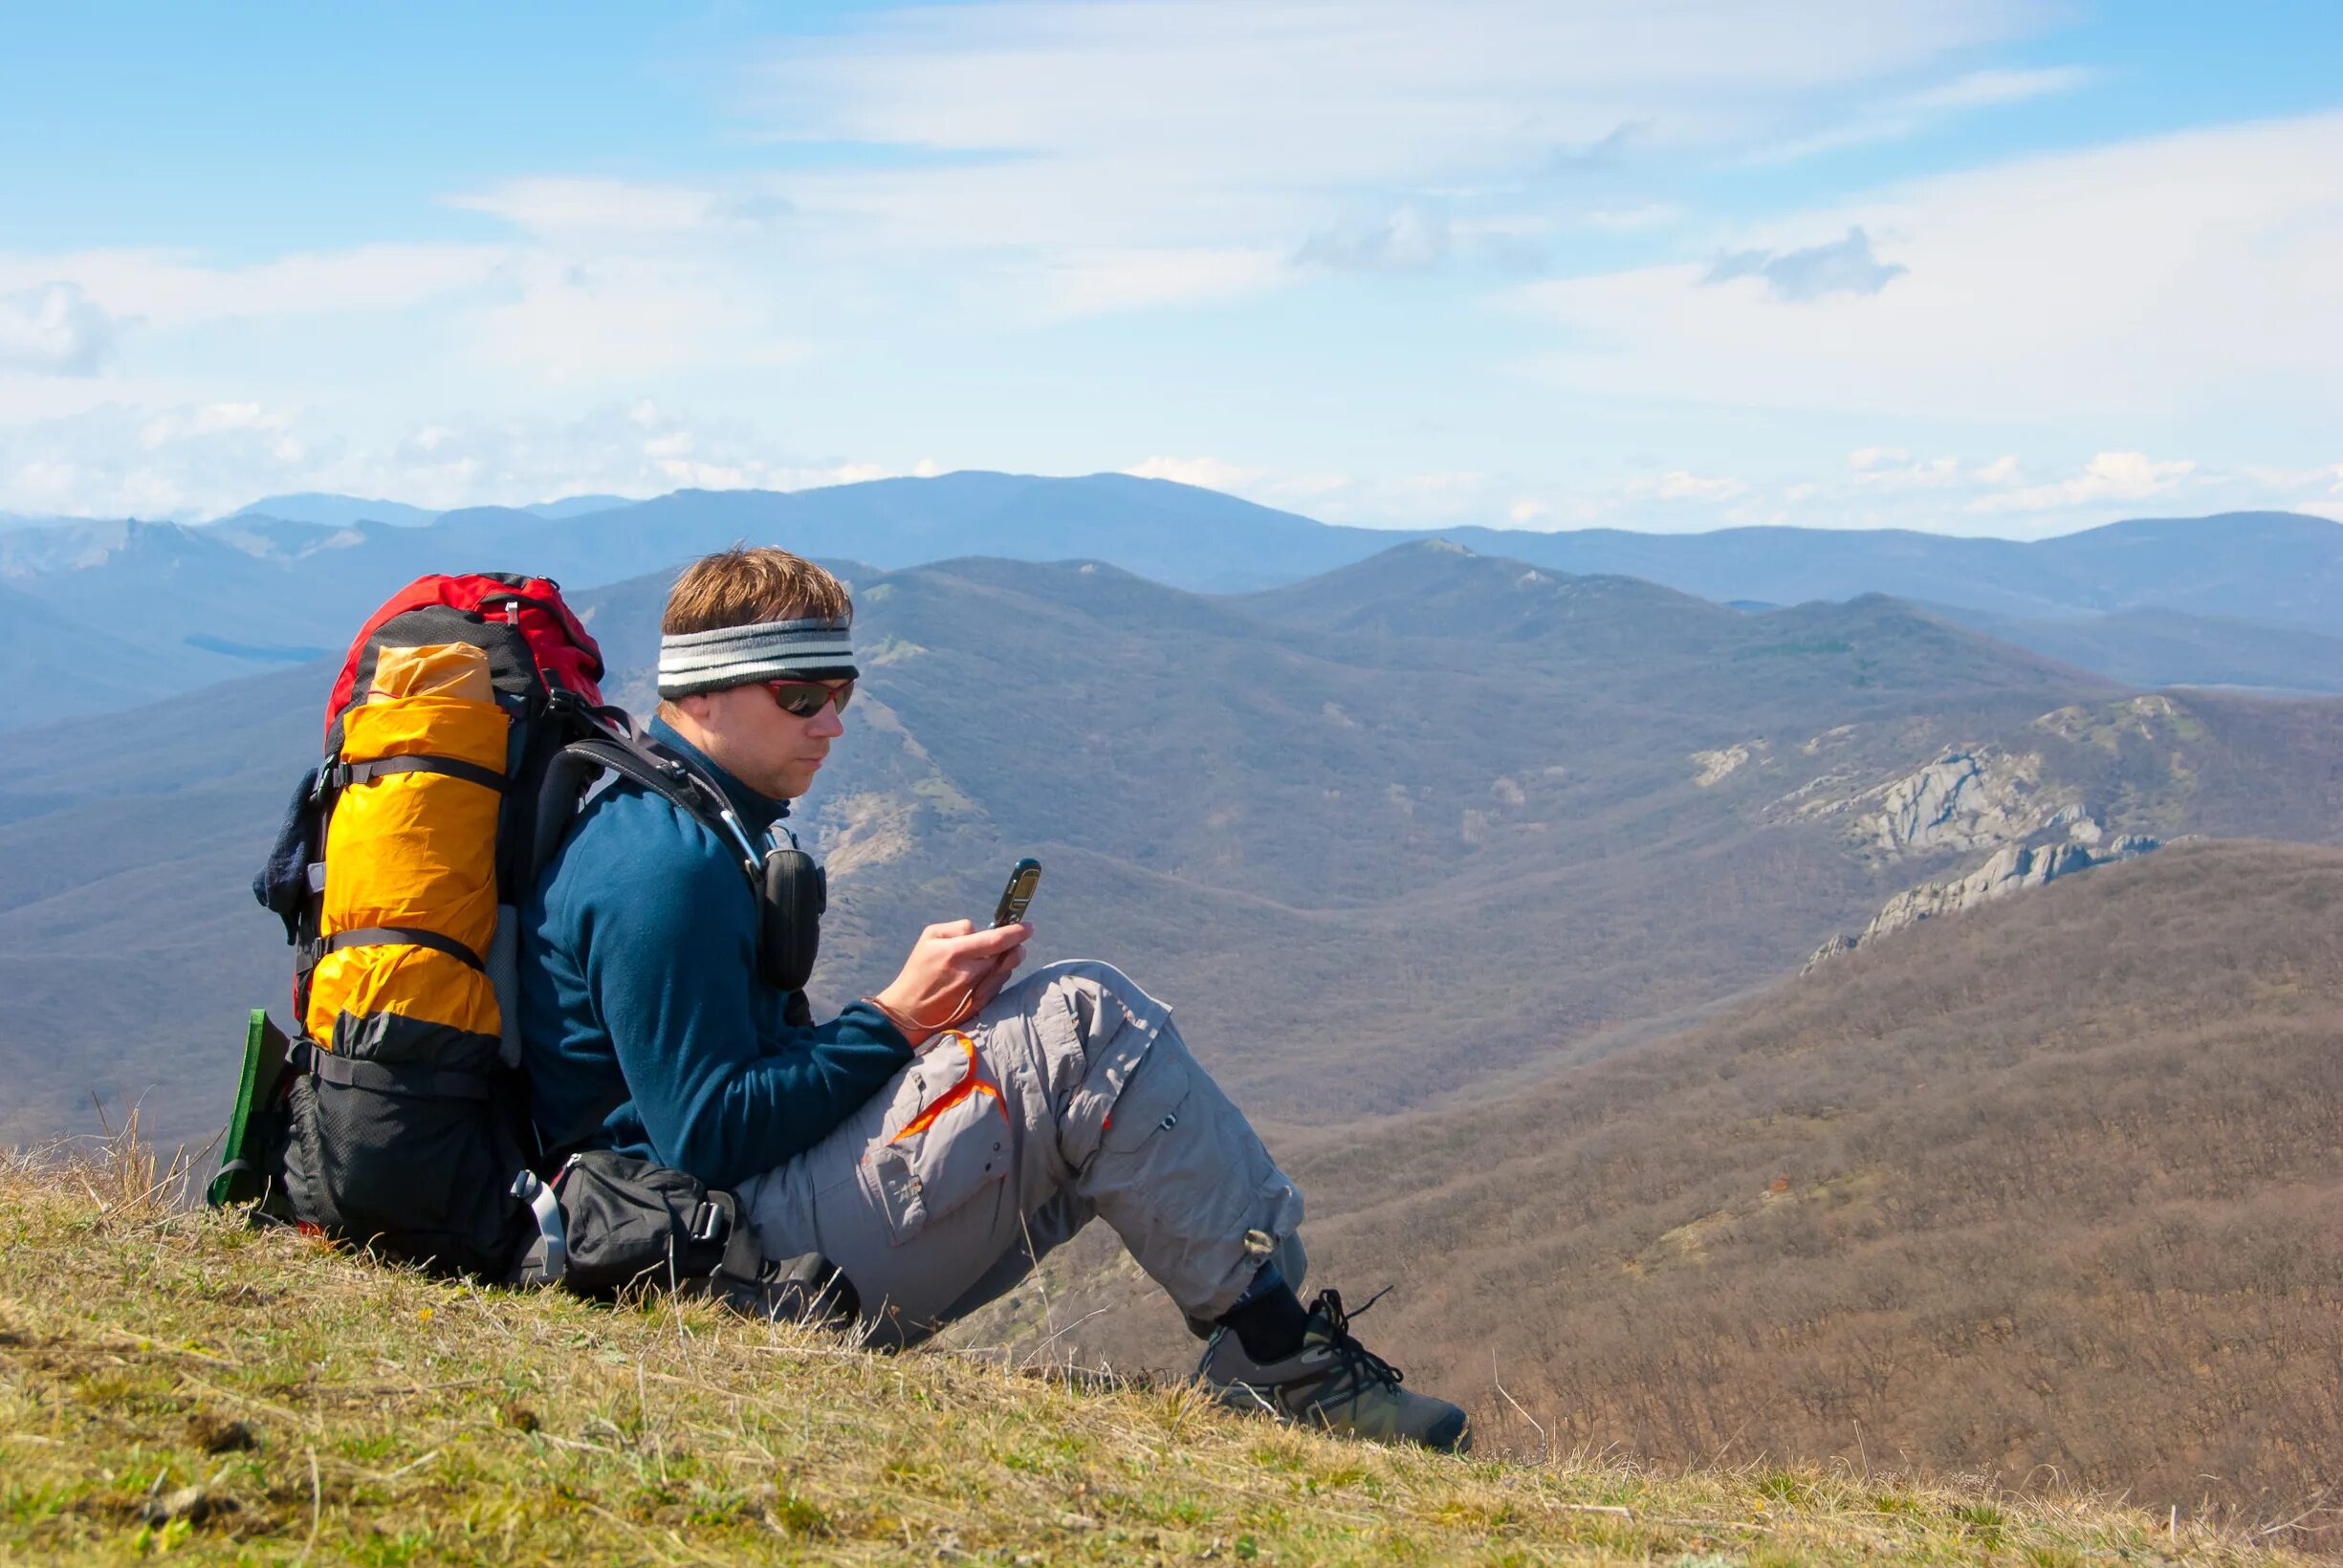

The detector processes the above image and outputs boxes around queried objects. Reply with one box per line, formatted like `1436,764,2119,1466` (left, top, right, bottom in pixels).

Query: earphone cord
863,983,978,1037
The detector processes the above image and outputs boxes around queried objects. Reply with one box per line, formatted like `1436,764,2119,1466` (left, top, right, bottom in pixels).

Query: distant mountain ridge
0,473,2336,730
9,537,2342,1158
214,492,638,527
1926,602,2343,695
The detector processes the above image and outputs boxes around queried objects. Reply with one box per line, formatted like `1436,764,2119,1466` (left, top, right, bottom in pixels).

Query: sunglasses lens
771,681,852,717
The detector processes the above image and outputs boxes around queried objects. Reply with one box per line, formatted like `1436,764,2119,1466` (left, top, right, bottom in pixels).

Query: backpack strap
539,729,765,882
298,926,487,974
288,1039,496,1101
523,722,793,1162
320,754,507,795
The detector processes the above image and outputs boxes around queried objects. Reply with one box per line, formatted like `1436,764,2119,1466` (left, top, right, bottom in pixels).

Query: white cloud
456,251,805,384
1585,203,1683,232
1518,112,2343,430
1296,207,1555,274
1321,445,2319,538
1743,64,2093,164
1900,65,2094,113
1704,227,1907,301
1124,455,1259,490
1034,247,1287,318
446,178,736,239
0,246,506,328
1849,452,1964,490
1296,207,1454,273
736,0,2045,284
0,223,806,393
1636,469,1750,502
0,400,900,520
1968,449,2197,513
0,282,119,375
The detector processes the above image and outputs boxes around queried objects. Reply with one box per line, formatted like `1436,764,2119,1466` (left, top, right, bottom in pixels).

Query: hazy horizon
4,471,2337,549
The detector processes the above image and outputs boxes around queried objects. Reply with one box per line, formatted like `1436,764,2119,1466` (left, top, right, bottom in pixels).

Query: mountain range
6,516,2343,1516
8,537,2341,1157
1,473,2338,729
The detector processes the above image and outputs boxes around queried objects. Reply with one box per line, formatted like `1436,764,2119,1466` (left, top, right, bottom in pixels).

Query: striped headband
657,616,858,698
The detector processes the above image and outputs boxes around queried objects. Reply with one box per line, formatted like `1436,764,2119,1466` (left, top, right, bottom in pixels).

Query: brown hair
662,544,853,636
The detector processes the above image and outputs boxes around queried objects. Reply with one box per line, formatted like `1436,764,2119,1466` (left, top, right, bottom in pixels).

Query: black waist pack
515,1149,859,1325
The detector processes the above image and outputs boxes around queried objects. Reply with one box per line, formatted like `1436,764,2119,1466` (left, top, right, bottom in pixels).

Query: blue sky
2,1,2339,536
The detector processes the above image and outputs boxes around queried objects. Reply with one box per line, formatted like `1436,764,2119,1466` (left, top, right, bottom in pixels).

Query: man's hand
867,920,1031,1049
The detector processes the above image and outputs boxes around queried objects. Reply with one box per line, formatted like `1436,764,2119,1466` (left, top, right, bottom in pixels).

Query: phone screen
993,858,1042,927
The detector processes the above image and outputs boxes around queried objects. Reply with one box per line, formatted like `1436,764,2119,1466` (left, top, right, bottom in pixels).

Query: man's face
675,678,848,799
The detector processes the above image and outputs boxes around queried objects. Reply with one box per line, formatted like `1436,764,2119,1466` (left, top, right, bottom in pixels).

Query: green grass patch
0,1136,2313,1566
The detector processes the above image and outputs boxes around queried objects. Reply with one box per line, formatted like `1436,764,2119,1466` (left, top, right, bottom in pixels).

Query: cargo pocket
865,1036,1013,1246
1099,1043,1193,1156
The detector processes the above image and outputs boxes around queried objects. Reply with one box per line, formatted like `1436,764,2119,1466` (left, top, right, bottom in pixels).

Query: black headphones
646,743,825,998
754,826,825,996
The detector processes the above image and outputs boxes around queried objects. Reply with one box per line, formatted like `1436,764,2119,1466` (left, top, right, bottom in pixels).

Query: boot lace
1307,1287,1404,1391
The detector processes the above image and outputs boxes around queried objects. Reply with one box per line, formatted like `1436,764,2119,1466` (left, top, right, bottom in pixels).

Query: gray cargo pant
735,960,1305,1348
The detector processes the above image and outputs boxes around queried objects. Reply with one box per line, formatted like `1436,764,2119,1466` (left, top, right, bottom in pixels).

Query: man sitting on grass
521,545,1468,1451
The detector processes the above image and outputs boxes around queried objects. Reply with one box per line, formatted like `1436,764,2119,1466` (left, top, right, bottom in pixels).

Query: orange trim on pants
891,1031,1009,1143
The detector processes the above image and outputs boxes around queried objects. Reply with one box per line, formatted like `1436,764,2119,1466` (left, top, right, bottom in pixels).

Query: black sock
1218,1280,1311,1362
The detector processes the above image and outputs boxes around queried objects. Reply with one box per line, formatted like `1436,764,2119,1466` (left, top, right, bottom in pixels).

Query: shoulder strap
531,723,764,887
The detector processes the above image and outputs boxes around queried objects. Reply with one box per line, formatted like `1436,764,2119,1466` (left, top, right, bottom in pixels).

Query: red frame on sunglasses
762,678,855,718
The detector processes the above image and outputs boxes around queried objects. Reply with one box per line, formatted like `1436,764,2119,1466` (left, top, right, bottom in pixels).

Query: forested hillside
969,840,2343,1516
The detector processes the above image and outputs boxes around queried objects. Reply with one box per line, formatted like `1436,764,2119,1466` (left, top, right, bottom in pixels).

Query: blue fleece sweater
519,717,912,1188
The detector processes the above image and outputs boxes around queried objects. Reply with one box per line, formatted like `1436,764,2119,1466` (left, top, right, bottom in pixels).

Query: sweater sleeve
575,818,912,1188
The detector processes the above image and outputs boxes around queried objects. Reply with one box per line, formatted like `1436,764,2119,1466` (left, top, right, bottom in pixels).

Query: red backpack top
324,573,605,740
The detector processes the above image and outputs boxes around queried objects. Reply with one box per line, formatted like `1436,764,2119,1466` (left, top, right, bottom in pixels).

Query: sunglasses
762,678,855,718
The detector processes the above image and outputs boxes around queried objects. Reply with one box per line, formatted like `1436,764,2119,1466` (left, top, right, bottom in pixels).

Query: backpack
227,572,611,1275
213,572,842,1307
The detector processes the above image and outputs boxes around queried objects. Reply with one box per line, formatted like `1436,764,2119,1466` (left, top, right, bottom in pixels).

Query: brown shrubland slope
978,839,2343,1522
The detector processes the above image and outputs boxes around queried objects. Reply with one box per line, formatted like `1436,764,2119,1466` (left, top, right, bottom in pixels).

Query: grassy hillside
0,1145,2314,1566
971,841,2343,1521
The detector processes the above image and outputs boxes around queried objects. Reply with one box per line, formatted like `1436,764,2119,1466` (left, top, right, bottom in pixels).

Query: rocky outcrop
1691,741,1764,787
1806,829,2160,971
1853,749,2073,858
1771,745,2079,860
2035,693,2187,748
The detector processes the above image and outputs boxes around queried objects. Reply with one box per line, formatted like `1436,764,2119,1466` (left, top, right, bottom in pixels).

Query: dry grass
0,1133,2320,1566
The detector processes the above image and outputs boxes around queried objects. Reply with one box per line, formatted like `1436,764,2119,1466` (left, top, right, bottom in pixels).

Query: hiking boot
1194,1289,1471,1452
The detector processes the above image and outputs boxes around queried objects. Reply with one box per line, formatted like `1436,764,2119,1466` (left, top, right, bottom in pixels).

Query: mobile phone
992,858,1042,927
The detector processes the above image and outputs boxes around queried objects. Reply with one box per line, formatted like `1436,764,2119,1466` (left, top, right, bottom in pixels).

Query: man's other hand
868,919,1031,1049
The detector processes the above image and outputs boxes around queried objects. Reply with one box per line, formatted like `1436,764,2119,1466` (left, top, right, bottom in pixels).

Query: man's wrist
861,993,933,1049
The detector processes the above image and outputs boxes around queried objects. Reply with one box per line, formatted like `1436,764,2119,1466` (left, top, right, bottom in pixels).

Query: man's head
655,546,857,800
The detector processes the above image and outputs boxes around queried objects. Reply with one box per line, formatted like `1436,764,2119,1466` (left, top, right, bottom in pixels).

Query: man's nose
809,703,846,738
